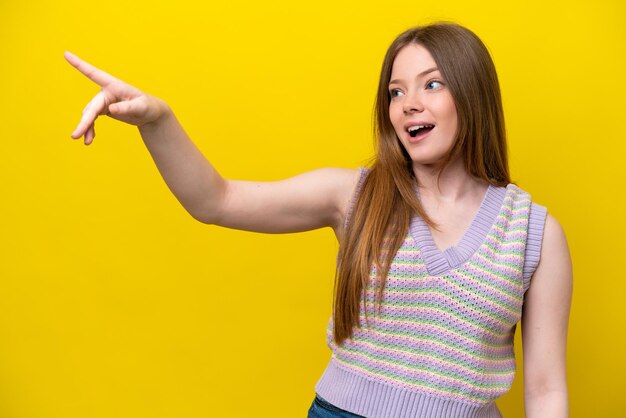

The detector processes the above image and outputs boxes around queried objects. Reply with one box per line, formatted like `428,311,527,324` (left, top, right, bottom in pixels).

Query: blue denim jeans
307,395,365,418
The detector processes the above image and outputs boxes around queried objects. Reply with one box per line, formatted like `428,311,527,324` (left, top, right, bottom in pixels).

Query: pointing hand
65,52,165,145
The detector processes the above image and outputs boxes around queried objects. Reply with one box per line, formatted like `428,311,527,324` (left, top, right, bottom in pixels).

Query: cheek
448,110,459,135
442,98,458,126
389,103,403,131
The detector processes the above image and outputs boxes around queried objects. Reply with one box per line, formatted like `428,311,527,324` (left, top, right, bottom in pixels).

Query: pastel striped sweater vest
316,168,547,418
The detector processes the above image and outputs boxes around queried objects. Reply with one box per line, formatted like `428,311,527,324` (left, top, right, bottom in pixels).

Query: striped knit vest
316,172,544,418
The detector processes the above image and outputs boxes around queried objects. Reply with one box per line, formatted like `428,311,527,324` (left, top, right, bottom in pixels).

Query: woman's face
388,44,458,167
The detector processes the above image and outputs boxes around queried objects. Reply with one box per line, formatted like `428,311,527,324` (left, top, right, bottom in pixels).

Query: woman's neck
412,158,488,204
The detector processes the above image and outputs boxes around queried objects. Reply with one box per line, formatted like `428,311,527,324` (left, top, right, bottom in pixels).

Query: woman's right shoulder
324,167,366,201
309,167,363,209
306,167,363,192
292,167,364,237
320,167,369,237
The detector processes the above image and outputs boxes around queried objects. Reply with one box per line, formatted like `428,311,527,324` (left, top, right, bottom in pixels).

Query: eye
389,88,404,98
426,80,444,90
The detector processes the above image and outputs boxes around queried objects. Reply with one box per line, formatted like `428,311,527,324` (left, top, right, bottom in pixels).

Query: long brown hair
333,22,511,344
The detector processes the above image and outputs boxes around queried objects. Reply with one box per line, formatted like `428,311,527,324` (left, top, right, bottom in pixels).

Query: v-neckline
409,184,507,276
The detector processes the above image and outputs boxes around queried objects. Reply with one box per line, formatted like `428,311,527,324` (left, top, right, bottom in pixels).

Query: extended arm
65,52,359,236
521,214,573,417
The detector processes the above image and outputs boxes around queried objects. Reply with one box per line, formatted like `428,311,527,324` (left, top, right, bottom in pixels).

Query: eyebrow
389,67,439,85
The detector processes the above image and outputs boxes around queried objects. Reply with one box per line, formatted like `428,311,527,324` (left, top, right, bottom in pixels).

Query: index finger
64,51,117,87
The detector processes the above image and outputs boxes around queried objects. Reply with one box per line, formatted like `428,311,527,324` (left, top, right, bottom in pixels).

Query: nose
402,91,424,114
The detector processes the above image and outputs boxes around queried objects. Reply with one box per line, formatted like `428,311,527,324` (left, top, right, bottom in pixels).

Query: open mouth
407,124,434,138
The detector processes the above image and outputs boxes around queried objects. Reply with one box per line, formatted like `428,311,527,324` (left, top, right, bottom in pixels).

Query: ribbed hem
523,202,547,291
315,360,502,418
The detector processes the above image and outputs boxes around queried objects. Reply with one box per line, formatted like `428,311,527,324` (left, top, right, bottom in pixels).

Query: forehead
390,44,437,80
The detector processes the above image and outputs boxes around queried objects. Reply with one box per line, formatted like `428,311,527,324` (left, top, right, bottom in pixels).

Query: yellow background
1,0,624,417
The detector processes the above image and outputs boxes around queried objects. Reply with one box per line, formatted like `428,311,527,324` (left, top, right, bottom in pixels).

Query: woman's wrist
139,97,172,128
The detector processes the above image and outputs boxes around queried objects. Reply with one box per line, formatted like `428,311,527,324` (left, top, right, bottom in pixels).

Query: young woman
66,22,572,418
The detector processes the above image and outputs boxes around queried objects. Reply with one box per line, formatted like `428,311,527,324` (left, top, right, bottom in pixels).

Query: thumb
108,99,136,115
107,95,161,126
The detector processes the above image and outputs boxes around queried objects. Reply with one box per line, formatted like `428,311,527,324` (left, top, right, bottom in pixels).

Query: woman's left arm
521,214,573,418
